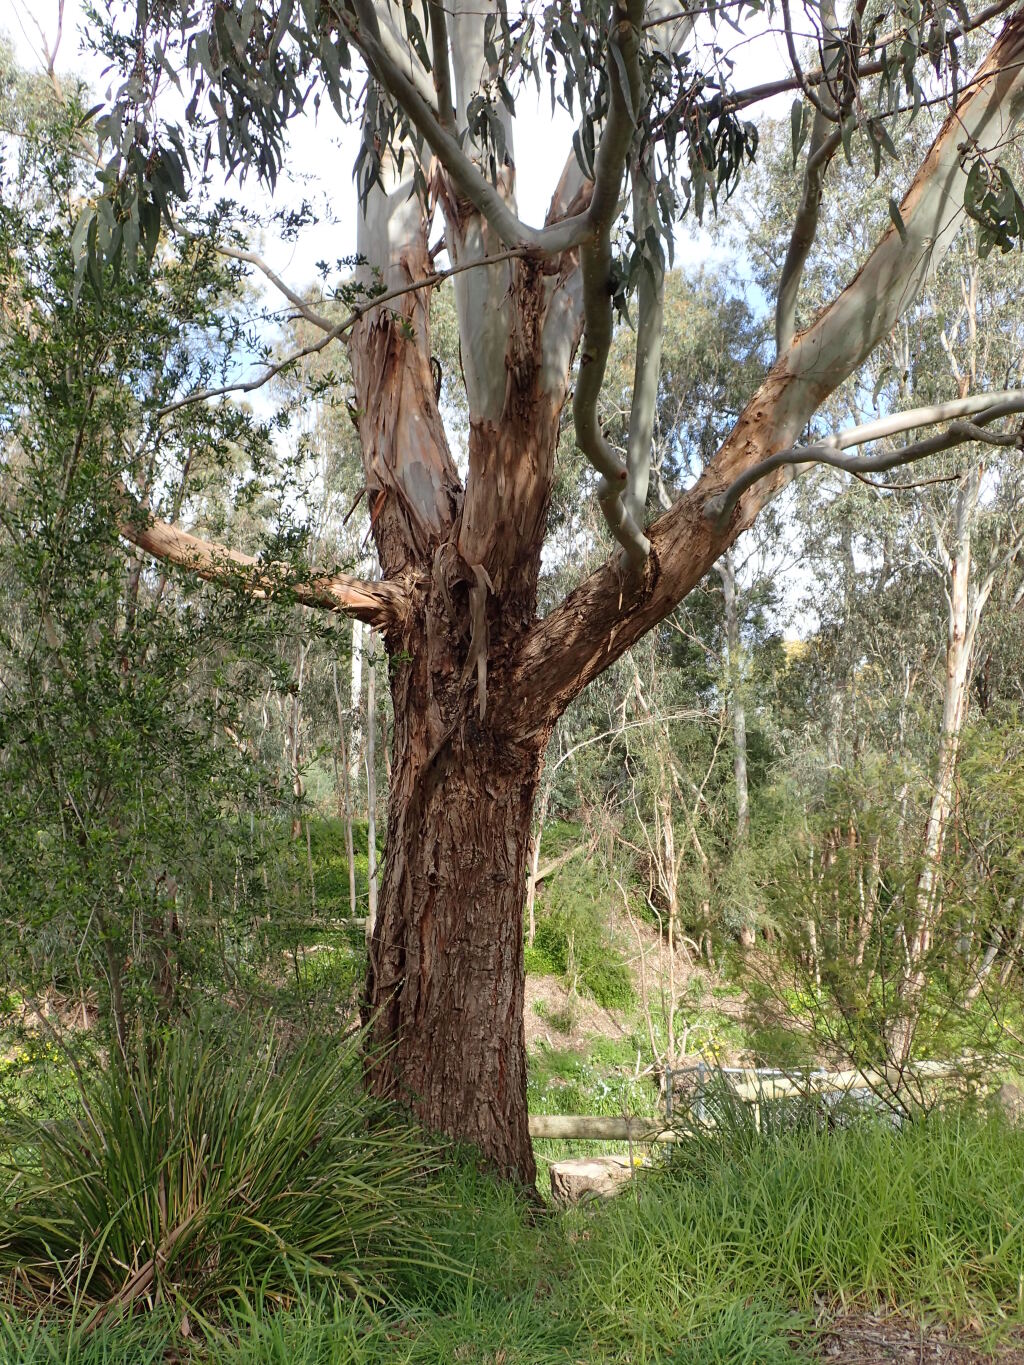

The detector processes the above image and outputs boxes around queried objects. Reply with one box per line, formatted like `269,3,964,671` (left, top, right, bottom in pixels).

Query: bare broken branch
118,494,411,628
156,246,532,417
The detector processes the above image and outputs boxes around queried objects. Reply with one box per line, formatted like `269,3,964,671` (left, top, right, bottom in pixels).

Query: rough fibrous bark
364,597,549,1183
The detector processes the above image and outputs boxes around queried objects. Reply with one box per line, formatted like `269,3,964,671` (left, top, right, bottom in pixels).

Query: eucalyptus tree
868,241,1024,1048
74,0,1024,1180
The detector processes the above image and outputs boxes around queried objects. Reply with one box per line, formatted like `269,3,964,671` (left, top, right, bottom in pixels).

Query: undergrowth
3,1081,1022,1363
0,1017,457,1319
525,856,635,1010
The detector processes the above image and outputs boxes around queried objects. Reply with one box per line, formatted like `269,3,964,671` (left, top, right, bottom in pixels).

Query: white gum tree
83,0,1024,1182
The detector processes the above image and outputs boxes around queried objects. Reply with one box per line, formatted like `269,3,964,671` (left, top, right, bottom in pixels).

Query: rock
992,1081,1024,1124
548,1154,638,1205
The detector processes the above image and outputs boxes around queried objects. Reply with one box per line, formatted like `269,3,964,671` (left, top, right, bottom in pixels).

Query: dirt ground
815,1313,1024,1363
523,972,636,1053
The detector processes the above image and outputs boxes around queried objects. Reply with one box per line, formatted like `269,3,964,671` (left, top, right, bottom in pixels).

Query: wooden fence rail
528,1059,965,1143
528,1115,676,1142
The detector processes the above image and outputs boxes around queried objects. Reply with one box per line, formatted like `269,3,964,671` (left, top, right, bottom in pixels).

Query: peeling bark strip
349,203,461,578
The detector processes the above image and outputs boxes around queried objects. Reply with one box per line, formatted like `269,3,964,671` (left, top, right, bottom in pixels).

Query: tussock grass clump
0,1018,456,1319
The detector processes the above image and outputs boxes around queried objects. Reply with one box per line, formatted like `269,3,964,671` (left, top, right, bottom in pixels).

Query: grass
2,1031,1023,1363
575,1110,1024,1359
0,1016,458,1319
8,1107,1023,1361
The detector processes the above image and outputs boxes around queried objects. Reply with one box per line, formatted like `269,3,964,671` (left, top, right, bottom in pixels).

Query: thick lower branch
119,503,410,628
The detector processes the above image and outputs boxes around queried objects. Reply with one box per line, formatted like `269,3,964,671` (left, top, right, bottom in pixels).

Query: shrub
0,1016,457,1319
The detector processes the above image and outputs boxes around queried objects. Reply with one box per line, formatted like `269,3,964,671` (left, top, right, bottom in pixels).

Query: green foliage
0,1037,85,1129
0,62,334,1049
305,816,379,919
0,1017,456,1315
964,158,1024,258
530,860,634,1010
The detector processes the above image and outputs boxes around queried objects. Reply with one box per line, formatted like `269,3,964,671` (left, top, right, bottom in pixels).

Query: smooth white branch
574,0,652,567
704,391,1024,527
345,0,593,255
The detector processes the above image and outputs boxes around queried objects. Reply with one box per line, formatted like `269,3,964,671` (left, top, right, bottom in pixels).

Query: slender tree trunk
332,661,358,921
717,551,754,947
892,470,983,1060
916,555,973,940
350,619,364,784
365,633,378,947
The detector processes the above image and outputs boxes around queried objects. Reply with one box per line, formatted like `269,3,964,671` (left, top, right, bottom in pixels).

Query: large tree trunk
343,96,568,1180
363,606,547,1185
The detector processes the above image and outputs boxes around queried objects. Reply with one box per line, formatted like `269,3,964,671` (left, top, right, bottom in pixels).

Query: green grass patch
3,1077,1022,1363
576,1110,1024,1357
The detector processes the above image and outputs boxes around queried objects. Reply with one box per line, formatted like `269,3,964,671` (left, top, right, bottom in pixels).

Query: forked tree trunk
344,137,567,1182
119,7,1024,1187
363,609,548,1184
